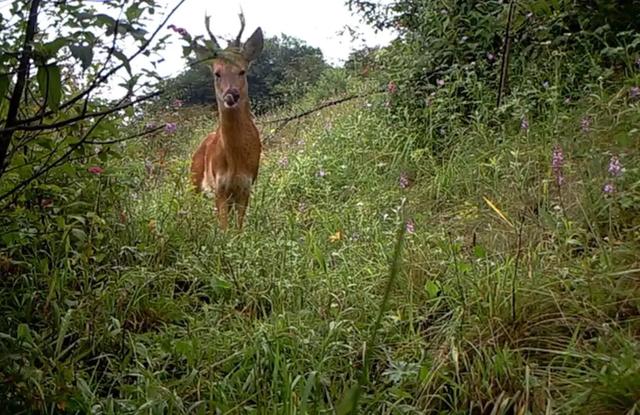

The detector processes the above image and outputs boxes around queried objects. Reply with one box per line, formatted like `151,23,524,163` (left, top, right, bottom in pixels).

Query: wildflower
551,145,564,186
607,155,622,176
297,202,307,213
436,79,445,87
486,52,495,62
580,116,592,133
40,198,53,208
542,80,550,89
329,231,343,243
405,219,415,234
630,86,640,100
461,36,469,42
172,99,183,108
603,182,615,194
278,156,289,168
164,122,177,134
168,24,189,37
387,81,398,94
636,57,640,69
88,166,104,175
520,116,529,132
564,97,571,105
317,170,326,178
399,173,410,189
145,122,157,130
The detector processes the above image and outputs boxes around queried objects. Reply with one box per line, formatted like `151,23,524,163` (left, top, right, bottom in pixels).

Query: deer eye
238,70,246,76
214,71,221,78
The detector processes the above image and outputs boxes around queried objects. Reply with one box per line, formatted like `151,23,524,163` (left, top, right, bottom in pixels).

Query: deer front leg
215,189,231,231
234,190,251,230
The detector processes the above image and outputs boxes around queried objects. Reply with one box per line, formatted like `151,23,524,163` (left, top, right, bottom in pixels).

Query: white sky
155,0,395,76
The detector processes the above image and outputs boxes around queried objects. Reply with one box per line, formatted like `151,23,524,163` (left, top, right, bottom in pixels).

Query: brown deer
189,15,263,230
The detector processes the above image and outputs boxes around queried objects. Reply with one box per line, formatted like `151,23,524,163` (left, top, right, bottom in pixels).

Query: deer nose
223,89,241,107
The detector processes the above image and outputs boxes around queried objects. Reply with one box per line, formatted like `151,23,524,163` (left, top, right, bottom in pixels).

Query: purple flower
405,220,415,234
608,155,622,176
520,116,529,132
164,122,177,134
317,170,326,178
168,24,190,38
88,166,104,175
436,79,445,87
552,145,565,186
580,116,592,133
603,182,615,194
399,173,409,189
630,86,640,100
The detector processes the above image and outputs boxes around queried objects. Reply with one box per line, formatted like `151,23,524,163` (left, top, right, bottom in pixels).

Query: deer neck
218,101,253,150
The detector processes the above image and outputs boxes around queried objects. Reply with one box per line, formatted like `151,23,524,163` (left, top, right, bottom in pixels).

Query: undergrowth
1,78,640,414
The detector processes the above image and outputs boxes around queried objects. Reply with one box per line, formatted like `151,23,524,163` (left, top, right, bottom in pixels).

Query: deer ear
242,27,263,62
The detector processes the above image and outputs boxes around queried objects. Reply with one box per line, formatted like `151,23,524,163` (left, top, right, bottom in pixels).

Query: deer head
190,13,264,110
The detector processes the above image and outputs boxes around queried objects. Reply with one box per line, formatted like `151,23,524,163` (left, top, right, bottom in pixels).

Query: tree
0,0,182,205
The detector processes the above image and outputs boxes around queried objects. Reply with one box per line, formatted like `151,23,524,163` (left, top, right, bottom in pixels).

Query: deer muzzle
223,89,241,108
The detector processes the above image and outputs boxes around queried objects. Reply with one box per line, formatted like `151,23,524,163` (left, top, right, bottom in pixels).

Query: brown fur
190,33,263,231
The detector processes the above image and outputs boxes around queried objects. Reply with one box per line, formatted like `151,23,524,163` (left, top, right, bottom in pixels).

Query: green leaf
113,50,132,75
336,383,361,415
17,323,32,341
36,65,62,110
126,3,143,21
424,280,440,300
69,44,93,70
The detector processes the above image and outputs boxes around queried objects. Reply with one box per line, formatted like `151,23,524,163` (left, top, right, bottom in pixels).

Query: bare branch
0,0,42,174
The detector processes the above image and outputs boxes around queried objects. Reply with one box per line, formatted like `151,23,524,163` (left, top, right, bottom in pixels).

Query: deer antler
204,14,222,50
230,11,246,48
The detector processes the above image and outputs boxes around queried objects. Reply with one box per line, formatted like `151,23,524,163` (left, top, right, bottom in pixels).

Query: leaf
424,280,440,300
69,44,93,70
336,383,361,415
113,50,132,75
482,196,514,228
36,65,62,110
17,323,32,341
126,3,143,21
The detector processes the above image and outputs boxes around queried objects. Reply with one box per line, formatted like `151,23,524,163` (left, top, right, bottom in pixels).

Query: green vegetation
1,0,640,413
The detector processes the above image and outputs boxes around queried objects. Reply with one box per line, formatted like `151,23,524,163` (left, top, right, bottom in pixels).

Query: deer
188,14,264,230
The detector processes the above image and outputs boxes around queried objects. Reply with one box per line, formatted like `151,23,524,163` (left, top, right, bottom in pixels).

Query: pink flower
486,52,495,62
387,81,398,94
551,145,564,186
580,116,592,133
399,173,409,189
172,99,183,108
405,220,415,234
603,182,615,194
168,24,190,38
608,155,622,176
436,79,445,87
88,166,104,175
164,122,177,134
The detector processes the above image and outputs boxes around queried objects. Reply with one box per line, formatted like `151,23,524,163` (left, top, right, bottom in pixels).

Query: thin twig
260,89,384,143
497,0,516,108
